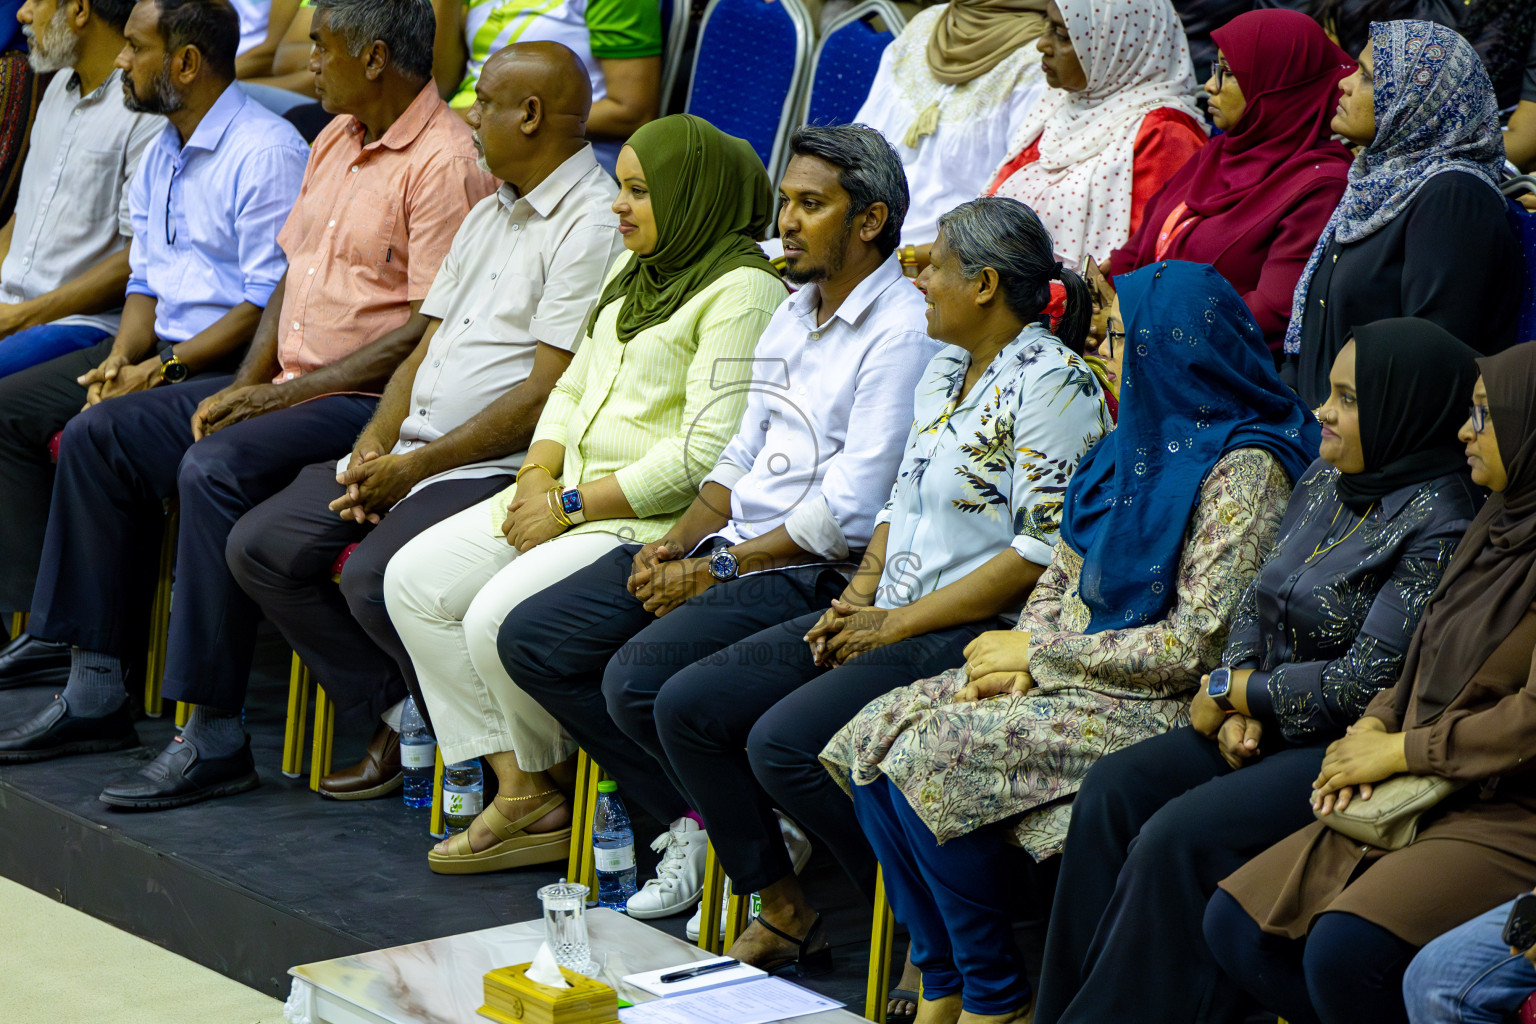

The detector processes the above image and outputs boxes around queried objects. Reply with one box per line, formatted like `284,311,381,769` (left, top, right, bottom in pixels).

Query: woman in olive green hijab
594,113,780,342
407,114,789,878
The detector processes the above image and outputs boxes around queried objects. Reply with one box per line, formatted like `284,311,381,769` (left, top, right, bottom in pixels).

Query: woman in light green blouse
385,114,787,873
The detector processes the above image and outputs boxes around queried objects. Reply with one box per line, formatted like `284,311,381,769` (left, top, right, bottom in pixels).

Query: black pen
659,958,740,984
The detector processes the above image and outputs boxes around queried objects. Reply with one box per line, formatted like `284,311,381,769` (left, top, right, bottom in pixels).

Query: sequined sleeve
1252,527,1463,744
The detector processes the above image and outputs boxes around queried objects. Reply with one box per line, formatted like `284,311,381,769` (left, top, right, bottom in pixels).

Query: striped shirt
508,252,784,544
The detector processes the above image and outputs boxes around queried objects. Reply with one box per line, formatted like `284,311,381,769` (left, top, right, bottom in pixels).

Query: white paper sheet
618,977,843,1024
622,956,767,997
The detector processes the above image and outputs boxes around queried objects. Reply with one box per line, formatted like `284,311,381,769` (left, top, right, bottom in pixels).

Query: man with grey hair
0,0,161,379
0,0,495,814
504,122,938,929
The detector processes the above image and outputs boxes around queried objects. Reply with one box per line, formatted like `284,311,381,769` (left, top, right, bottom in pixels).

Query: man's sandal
753,913,834,978
427,791,571,875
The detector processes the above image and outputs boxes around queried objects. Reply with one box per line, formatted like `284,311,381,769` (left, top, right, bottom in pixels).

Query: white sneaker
625,820,708,920
684,815,813,941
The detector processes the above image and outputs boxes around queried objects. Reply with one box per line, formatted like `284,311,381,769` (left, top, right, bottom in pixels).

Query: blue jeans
0,322,110,379
849,776,1034,1016
1404,898,1536,1024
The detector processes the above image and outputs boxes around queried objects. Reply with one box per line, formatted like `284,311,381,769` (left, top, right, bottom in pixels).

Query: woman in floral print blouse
820,260,1316,1024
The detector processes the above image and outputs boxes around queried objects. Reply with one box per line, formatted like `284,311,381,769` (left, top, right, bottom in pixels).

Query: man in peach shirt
0,0,495,811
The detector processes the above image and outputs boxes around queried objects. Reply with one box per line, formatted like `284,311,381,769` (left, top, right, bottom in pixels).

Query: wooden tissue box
478,962,620,1024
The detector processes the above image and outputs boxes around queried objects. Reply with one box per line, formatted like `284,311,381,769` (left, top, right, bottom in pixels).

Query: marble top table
285,908,865,1024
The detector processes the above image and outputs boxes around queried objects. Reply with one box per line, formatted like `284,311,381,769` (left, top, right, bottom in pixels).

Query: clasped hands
330,435,421,525
78,351,162,408
626,539,714,617
1311,717,1407,816
804,599,908,668
953,630,1034,702
1190,675,1264,771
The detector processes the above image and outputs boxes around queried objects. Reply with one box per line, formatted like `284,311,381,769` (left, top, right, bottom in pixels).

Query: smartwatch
158,344,188,384
706,547,739,582
1206,666,1237,714
557,487,586,525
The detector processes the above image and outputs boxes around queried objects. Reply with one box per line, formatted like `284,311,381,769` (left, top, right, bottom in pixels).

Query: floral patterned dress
821,447,1292,860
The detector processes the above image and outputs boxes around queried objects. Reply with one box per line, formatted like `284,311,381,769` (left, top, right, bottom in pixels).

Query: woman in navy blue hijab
822,261,1316,1023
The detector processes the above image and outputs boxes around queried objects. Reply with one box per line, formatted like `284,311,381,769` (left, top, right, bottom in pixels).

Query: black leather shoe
0,695,139,763
0,633,71,691
98,735,259,810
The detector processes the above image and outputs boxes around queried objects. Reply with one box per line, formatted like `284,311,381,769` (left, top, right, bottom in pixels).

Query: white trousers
383,496,626,768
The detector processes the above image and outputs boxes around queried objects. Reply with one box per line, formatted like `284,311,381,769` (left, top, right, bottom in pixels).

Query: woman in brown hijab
1202,341,1536,1024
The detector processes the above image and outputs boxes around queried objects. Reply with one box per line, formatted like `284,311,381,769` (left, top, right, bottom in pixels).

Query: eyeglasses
1211,60,1233,90
1469,403,1491,434
1103,325,1125,358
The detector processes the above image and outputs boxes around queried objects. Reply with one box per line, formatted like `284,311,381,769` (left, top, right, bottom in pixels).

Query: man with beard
223,42,621,803
0,0,162,379
0,0,496,814
0,0,303,648
501,122,936,922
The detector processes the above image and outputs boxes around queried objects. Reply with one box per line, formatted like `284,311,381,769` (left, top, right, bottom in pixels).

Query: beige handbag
1314,774,1468,851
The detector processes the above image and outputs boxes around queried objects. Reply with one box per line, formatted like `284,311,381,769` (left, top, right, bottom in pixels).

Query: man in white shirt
503,123,938,922
0,0,162,380
225,42,624,801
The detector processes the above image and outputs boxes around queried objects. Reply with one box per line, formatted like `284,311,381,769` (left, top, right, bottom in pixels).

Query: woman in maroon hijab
1103,8,1355,353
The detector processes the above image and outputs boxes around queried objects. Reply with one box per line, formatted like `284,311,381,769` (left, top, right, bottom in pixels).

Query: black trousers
1204,890,1417,1024
227,462,516,718
498,543,843,830
1034,726,1326,1024
28,380,376,712
653,610,986,895
0,338,112,609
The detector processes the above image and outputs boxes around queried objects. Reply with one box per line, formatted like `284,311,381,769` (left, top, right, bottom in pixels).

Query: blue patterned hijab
1282,20,1505,355
1062,262,1318,632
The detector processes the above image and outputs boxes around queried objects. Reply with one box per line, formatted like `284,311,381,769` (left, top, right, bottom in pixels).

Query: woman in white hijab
986,0,1207,267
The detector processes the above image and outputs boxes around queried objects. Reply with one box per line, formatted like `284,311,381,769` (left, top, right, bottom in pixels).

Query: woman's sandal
885,987,920,1024
752,912,834,978
427,790,571,875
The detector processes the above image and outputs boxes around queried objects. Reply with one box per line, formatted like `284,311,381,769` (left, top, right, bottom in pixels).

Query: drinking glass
536,879,591,973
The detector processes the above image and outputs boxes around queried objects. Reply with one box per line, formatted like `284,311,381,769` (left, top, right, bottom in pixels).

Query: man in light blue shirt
0,0,303,636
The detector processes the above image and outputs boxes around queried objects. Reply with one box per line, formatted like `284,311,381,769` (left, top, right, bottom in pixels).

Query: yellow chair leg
429,747,446,835
864,865,896,1022
699,842,728,954
144,510,177,718
9,611,26,640
174,702,191,727
567,750,594,884
723,888,752,949
308,686,334,792
282,655,311,778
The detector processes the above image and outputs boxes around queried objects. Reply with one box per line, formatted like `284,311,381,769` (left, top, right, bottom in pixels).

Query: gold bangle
546,485,573,528
516,461,558,483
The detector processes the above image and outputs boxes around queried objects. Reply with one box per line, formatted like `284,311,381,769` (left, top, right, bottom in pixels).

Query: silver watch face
708,548,738,580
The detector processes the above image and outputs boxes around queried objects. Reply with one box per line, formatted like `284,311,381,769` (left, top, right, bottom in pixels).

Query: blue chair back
659,0,690,114
1508,196,1536,346
687,0,812,180
805,2,903,126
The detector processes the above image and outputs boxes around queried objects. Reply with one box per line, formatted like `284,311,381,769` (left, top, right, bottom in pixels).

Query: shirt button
291,321,301,331
21,257,28,266
798,386,808,396
285,371,295,380
432,360,441,367
809,331,820,340
351,166,359,173
329,220,336,227
418,409,427,416
491,273,497,280
308,267,315,275
512,224,520,232
463,318,470,324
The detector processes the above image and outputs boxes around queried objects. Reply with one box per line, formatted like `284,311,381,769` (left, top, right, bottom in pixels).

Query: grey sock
181,707,245,758
60,649,126,718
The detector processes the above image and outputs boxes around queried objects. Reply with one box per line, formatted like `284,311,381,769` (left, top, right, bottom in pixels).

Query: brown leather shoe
318,722,402,801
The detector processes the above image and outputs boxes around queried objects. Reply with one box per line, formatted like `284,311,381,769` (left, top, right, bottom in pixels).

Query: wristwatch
158,344,188,384
1206,666,1237,714
706,547,739,582
557,486,586,525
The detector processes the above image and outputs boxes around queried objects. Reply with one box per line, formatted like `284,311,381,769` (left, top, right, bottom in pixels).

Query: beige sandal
427,792,571,875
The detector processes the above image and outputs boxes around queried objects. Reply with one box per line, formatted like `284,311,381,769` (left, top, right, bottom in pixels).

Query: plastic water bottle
399,696,435,809
592,780,637,909
442,760,484,836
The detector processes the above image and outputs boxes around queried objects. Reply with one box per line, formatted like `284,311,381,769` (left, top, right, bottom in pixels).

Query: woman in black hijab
1033,318,1483,1024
